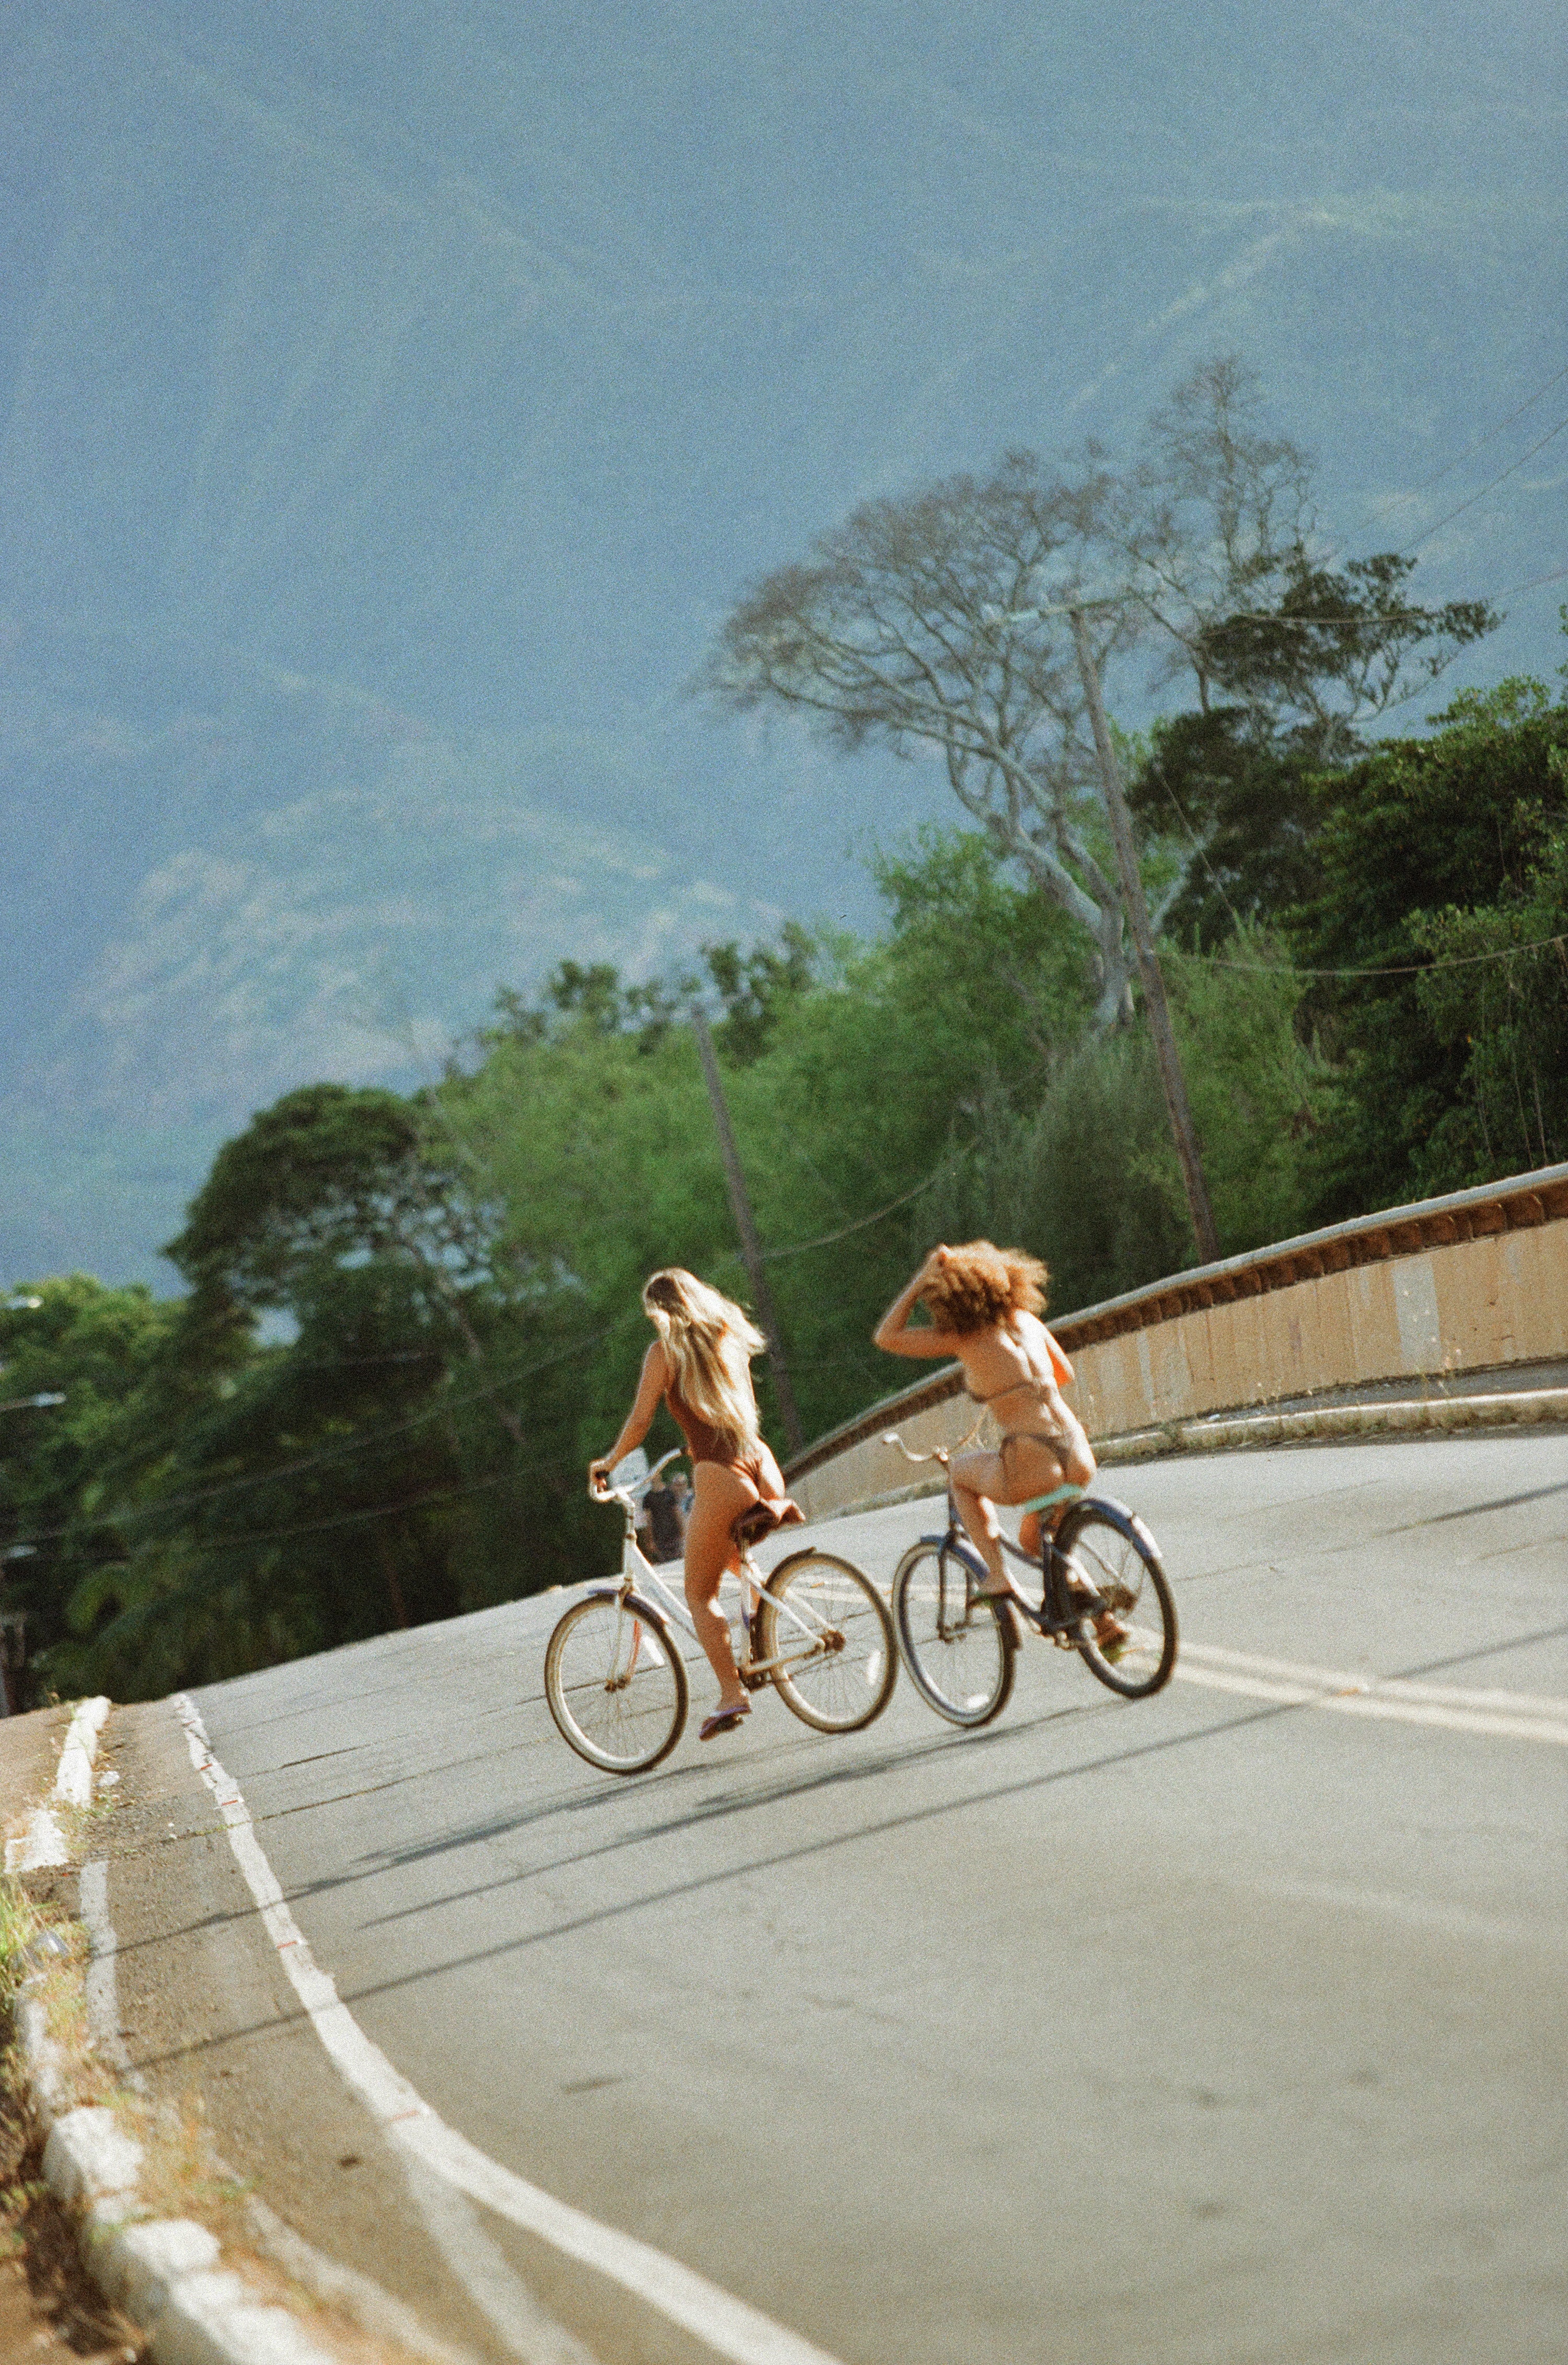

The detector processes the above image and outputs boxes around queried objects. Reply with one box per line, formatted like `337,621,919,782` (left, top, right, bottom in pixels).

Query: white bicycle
544,1451,897,1774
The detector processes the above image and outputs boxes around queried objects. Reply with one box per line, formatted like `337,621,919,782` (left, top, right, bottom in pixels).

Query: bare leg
949,1448,1017,1597
952,1436,1124,1641
1018,1502,1072,1561
683,1463,758,1714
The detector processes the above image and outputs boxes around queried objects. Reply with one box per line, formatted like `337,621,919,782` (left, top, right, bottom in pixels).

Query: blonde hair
919,1240,1048,1336
641,1269,767,1457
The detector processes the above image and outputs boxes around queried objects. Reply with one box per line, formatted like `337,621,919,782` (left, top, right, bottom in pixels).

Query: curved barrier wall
784,1163,1568,1523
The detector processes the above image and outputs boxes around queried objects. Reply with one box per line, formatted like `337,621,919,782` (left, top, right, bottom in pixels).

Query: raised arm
872,1249,963,1360
589,1340,670,1485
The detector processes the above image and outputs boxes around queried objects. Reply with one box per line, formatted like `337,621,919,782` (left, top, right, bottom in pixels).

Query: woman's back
961,1311,1070,1411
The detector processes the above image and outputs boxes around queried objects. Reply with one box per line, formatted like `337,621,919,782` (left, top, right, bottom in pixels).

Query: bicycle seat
731,1496,805,1550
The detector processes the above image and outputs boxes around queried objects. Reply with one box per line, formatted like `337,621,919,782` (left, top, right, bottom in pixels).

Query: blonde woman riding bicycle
590,1268,802,1740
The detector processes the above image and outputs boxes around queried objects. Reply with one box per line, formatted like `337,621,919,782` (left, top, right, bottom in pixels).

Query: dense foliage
1293,678,1568,1214
5,647,1565,1708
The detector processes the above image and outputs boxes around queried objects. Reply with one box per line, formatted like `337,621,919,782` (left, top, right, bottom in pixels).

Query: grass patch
0,1895,145,2361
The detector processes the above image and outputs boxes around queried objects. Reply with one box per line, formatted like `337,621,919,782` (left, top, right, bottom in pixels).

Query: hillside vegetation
3,656,1565,1705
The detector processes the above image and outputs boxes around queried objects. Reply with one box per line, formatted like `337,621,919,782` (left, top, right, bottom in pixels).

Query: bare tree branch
703,453,1140,1028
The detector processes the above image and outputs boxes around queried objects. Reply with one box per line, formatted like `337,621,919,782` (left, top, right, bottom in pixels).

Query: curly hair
919,1240,1049,1335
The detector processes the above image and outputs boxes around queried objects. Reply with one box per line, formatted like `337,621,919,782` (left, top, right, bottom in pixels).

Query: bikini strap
969,1375,1045,1405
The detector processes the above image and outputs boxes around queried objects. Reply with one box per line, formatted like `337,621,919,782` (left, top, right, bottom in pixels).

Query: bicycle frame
880,1430,1104,1646
588,1464,851,1685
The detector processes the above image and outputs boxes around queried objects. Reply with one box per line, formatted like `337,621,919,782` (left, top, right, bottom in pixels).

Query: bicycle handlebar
881,1412,983,1467
588,1445,685,1506
881,1429,948,1468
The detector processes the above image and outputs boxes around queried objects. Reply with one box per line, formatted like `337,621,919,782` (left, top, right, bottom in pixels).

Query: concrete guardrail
783,1162,1568,1522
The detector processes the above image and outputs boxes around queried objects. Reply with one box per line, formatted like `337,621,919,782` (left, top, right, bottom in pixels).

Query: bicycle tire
891,1538,1017,1728
545,1590,688,1772
1055,1497,1178,1699
758,1551,896,1733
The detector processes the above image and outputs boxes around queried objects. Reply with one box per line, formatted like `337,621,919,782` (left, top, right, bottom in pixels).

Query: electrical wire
1389,359,1568,507
1186,930,1567,981
1406,408,1568,555
2,1312,639,1548
111,1455,562,1560
760,1168,945,1260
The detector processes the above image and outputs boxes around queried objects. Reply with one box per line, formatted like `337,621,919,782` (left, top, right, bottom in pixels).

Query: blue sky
1,0,1564,1283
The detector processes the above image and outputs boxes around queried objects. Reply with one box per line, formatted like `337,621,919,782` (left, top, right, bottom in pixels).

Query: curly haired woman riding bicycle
874,1240,1123,1641
590,1268,801,1741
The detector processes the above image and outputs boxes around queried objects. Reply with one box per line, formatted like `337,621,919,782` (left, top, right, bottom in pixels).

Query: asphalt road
189,1429,1568,2365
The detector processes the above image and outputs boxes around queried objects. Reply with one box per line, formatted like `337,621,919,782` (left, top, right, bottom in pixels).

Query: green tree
44,1082,595,1700
1124,539,1497,951
925,926,1326,1313
0,1276,189,1707
1293,676,1568,1215
1411,824,1568,1184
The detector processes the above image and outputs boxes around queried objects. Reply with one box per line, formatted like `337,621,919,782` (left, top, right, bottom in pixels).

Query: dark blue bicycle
884,1430,1178,1728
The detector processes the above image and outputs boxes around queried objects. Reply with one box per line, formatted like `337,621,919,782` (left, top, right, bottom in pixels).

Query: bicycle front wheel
759,1552,896,1733
1056,1499,1177,1699
545,1592,688,1773
892,1540,1016,1727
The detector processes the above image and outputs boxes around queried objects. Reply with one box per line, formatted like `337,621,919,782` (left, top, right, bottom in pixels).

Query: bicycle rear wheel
545,1591,688,1772
892,1540,1016,1727
759,1552,896,1733
1056,1498,1177,1699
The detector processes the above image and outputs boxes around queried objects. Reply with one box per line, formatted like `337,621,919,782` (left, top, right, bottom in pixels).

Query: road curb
9,1707,339,2365
814,1387,1568,1519
1095,1385,1568,1464
5,1696,111,1874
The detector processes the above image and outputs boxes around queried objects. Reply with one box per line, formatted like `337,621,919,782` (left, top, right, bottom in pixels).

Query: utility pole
1070,607,1220,1266
692,1009,806,1456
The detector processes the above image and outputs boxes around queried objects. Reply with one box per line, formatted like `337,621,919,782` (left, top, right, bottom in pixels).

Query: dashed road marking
1169,1640,1568,1744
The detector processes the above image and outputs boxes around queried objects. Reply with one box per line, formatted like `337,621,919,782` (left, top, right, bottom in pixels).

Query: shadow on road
124,1613,1568,2015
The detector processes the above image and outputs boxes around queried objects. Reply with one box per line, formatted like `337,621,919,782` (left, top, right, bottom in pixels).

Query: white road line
1169,1641,1568,1744
397,2152,596,2365
174,1695,846,2365
1244,1876,1566,1950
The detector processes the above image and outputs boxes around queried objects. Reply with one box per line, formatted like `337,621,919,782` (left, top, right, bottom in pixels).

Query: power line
3,1312,639,1548
760,1168,945,1261
61,1449,593,1590
1406,408,1568,555
1328,357,1568,559
1495,562,1568,603
1005,587,1514,633
1394,359,1568,505
1186,930,1567,982
117,1456,560,1561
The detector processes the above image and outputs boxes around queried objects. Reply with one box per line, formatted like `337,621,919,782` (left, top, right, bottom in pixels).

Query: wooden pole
692,1010,806,1455
1070,608,1221,1266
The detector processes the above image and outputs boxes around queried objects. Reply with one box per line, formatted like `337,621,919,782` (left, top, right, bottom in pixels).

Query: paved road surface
183,1430,1566,2365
